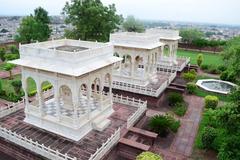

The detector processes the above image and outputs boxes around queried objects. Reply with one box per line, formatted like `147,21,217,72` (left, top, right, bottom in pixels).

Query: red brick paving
0,103,137,160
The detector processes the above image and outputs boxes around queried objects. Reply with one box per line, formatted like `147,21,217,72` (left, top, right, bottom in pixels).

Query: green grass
177,49,223,66
1,75,50,95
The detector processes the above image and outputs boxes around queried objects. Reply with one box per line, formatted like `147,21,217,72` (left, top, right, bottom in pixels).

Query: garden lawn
177,49,223,66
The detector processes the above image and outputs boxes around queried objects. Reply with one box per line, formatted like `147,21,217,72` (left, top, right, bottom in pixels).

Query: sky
0,0,240,25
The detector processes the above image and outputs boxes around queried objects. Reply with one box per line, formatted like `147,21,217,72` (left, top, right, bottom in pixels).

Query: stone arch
91,77,101,94
104,73,111,85
59,85,73,109
154,52,158,63
122,54,132,76
80,83,88,96
164,45,170,56
135,55,144,71
25,77,39,107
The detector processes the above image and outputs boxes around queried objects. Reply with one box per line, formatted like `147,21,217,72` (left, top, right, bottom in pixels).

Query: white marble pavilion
10,39,122,140
110,30,182,97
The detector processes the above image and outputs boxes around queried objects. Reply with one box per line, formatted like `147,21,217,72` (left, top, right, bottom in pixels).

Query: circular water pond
196,79,237,94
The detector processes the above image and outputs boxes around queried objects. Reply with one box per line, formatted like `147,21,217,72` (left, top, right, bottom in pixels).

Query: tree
15,7,51,43
0,47,6,62
122,15,145,33
11,80,22,95
221,36,240,83
63,0,123,42
180,29,204,46
34,7,50,24
197,54,203,67
192,38,208,51
136,152,163,160
3,63,16,79
213,87,240,159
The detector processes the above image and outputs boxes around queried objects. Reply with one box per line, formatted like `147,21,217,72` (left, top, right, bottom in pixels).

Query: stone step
92,116,111,132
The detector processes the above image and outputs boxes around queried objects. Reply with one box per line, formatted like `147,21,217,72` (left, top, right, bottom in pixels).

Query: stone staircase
92,115,111,132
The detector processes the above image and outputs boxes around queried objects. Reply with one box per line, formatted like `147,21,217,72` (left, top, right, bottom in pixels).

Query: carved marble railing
0,127,77,160
89,127,121,160
0,100,24,118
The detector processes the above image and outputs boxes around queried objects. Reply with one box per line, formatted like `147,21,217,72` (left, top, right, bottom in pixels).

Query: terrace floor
113,72,172,90
0,102,137,160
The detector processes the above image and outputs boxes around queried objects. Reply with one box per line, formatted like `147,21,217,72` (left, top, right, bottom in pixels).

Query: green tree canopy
63,0,123,42
34,7,50,24
221,36,240,83
122,15,145,33
180,28,204,44
3,63,16,79
15,7,51,43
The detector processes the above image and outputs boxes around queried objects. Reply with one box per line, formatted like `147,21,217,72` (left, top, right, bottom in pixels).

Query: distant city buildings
0,16,240,44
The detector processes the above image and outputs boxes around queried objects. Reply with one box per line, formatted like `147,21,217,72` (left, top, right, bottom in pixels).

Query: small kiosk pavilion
11,39,122,140
110,32,177,97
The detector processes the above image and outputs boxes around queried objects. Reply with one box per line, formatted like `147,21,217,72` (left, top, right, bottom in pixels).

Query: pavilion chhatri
110,29,189,97
11,39,122,140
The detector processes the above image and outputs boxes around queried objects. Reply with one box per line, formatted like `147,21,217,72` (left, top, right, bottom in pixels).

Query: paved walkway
198,69,220,79
152,95,204,160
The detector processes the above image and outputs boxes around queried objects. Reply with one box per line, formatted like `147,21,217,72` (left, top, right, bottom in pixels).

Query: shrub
186,82,197,94
200,64,209,70
11,80,22,95
205,95,219,109
168,116,181,133
136,152,163,160
217,65,227,72
189,69,197,75
201,126,217,149
149,115,170,137
149,114,180,137
8,45,19,54
0,47,6,61
220,71,228,81
220,71,236,82
208,65,221,74
173,103,187,117
182,71,197,82
197,54,203,67
168,92,184,106
4,53,19,60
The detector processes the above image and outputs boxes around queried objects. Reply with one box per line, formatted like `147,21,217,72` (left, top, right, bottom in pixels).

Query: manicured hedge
168,92,184,106
173,102,187,117
186,82,197,94
205,95,219,109
136,152,163,160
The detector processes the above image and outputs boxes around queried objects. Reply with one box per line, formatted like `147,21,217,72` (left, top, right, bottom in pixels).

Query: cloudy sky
0,0,239,25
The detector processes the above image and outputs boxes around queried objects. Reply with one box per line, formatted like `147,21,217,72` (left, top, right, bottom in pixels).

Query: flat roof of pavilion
11,56,120,77
10,39,122,77
110,32,164,50
146,28,182,41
